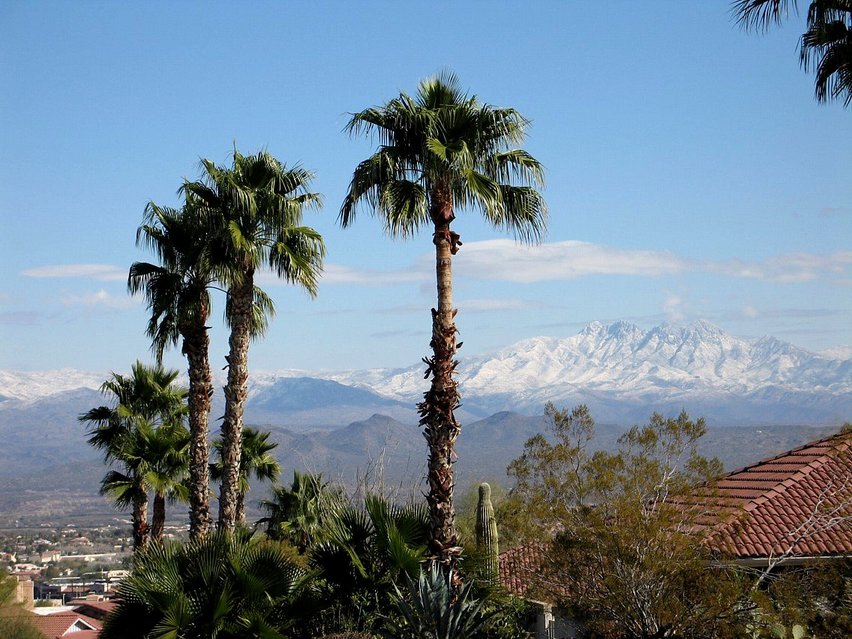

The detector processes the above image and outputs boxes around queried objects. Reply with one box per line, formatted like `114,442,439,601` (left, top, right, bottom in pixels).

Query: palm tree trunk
151,491,165,543
132,492,149,552
418,213,462,571
218,274,253,532
184,324,213,541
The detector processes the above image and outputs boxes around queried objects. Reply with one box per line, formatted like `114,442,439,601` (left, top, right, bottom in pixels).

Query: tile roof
499,542,548,599
68,600,117,620
28,610,102,638
498,431,852,598
685,430,852,560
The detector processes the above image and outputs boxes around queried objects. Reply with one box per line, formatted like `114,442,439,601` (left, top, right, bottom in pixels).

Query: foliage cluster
0,572,41,639
504,403,852,639
506,404,742,638
734,0,852,106
101,477,530,639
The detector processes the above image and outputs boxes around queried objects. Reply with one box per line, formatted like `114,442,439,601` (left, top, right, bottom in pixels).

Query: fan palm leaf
733,0,852,106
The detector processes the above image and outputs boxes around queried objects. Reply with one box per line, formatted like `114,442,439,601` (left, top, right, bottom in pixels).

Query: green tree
753,560,852,638
101,531,313,639
0,572,41,639
140,421,190,543
341,72,546,569
129,198,219,541
733,0,852,106
507,404,746,639
80,362,189,550
211,426,281,526
184,148,325,533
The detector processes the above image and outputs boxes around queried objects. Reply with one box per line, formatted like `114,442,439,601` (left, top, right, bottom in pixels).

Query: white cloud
453,240,852,284
456,240,685,282
28,244,851,292
742,305,760,319
663,292,685,322
706,252,852,282
60,289,139,310
255,263,428,287
22,264,126,281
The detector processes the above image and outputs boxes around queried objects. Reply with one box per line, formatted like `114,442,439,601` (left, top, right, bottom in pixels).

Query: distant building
10,573,35,609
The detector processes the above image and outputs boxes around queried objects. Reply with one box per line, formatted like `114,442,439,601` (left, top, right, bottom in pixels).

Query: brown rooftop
28,610,101,638
499,542,548,599
685,430,852,560
499,430,852,598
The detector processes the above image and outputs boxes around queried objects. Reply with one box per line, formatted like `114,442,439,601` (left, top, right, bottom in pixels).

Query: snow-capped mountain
0,369,105,403
328,319,851,401
1,321,850,424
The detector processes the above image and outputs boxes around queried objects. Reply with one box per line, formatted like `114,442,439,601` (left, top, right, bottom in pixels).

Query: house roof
499,542,548,599
685,430,852,560
67,599,117,620
28,610,101,638
498,431,852,599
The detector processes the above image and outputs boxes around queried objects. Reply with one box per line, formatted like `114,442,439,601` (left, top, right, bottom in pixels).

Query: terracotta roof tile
688,430,851,560
28,610,102,638
499,542,551,600
70,600,117,620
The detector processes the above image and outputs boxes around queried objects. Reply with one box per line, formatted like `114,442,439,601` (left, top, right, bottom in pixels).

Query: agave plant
382,564,497,639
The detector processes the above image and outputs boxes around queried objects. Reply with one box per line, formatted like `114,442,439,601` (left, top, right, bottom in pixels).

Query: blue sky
1,1,850,373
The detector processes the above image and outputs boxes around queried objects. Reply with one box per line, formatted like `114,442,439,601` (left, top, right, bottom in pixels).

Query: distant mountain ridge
1,320,850,425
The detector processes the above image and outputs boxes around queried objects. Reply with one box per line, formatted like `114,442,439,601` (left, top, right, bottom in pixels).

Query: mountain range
1,319,849,524
2,320,850,426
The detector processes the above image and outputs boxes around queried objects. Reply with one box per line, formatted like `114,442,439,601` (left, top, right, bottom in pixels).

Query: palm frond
341,72,546,242
732,0,800,31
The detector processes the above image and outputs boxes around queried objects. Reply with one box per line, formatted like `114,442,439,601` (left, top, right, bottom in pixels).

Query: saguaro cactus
475,482,499,585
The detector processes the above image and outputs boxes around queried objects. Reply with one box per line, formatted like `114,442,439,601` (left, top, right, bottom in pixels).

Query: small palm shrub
299,494,429,637
101,530,314,639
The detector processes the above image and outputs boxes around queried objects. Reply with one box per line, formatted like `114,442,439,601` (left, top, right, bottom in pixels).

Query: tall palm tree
340,72,546,569
210,426,281,526
81,362,188,550
733,0,852,106
129,199,218,541
184,148,325,533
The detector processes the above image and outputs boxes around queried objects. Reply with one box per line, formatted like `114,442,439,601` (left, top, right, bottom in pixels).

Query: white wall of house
534,602,583,639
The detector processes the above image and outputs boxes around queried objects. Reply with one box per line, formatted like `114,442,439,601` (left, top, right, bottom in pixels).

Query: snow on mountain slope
0,369,105,403
331,320,851,403
2,322,850,417
821,344,852,361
